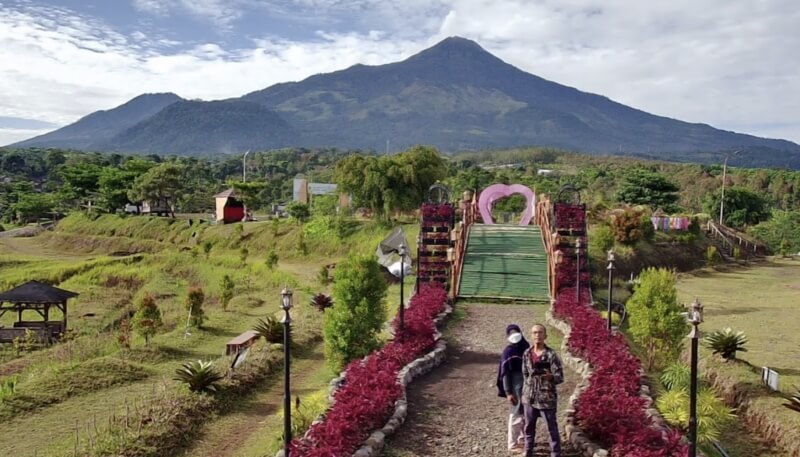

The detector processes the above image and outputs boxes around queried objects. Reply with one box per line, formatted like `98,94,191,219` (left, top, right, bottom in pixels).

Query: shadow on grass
706,307,762,317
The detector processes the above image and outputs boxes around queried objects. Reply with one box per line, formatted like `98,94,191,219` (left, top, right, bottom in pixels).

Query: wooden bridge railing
707,220,769,257
449,192,477,299
535,196,557,299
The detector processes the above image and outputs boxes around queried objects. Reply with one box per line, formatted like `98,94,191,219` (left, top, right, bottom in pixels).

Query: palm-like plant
656,387,735,444
174,360,224,393
704,327,748,360
784,386,800,413
254,316,283,343
310,293,333,312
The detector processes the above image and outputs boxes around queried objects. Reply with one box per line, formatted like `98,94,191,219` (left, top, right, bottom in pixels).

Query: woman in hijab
497,324,530,454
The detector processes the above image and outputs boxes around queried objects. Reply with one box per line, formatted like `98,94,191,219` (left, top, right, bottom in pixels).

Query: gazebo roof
0,280,79,304
214,188,237,199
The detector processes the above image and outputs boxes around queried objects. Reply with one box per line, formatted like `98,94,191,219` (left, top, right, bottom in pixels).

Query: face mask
508,333,522,344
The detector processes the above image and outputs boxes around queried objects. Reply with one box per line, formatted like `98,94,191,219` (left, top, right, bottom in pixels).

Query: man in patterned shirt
521,324,564,457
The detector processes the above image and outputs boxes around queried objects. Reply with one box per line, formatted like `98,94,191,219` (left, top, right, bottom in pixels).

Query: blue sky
1,0,799,147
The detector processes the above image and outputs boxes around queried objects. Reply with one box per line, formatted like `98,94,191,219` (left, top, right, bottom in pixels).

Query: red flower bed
554,203,586,231
421,203,454,220
553,204,687,456
292,284,448,456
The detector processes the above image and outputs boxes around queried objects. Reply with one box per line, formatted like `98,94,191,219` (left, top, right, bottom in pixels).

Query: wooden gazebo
0,280,78,343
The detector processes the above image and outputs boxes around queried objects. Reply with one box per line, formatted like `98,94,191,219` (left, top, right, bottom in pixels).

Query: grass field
0,213,420,456
676,258,800,393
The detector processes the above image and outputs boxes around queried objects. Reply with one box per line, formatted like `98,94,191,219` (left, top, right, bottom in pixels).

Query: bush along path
383,303,580,457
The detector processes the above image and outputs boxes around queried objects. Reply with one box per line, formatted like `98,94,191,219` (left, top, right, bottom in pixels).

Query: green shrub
323,253,388,371
132,294,162,345
202,240,213,259
704,327,748,360
657,387,735,443
296,230,308,256
660,362,690,391
626,268,686,370
185,286,205,328
276,390,328,446
706,245,719,265
592,224,615,253
173,360,224,393
0,375,18,404
253,316,283,344
265,250,279,269
220,274,235,311
239,247,249,264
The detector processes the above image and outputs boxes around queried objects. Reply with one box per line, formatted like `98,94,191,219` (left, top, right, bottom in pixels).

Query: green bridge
457,224,550,301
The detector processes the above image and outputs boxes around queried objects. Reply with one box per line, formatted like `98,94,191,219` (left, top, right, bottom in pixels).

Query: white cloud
1,0,799,145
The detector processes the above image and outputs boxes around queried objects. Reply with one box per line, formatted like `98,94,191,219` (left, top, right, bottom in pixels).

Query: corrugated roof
0,280,79,303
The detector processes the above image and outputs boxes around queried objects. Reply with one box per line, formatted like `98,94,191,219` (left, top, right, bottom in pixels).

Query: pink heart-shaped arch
477,184,536,225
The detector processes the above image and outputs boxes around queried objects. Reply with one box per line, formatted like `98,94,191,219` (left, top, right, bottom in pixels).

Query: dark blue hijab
496,324,530,397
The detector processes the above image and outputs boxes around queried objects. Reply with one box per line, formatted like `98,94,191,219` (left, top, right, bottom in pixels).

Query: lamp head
689,297,703,324
607,250,615,262
281,287,293,311
554,249,564,264
576,238,582,249
398,242,407,257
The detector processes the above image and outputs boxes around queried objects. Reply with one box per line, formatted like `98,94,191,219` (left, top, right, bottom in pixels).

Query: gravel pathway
383,303,580,457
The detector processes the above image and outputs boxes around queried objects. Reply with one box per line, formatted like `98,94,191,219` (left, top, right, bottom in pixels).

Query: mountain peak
406,36,501,64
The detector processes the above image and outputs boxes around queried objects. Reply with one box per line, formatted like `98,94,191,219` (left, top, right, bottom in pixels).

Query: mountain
11,37,800,167
95,100,298,155
14,93,183,149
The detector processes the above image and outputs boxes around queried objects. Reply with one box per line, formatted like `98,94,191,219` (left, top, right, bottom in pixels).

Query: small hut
0,280,78,343
214,189,245,223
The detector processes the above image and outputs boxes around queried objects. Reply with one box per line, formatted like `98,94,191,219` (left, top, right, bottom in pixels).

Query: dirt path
384,303,580,457
179,342,329,457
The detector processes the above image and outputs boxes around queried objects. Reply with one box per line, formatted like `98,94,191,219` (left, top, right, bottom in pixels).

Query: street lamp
687,297,704,457
242,150,251,182
719,149,742,225
398,242,407,335
575,238,582,304
280,287,293,457
607,250,616,332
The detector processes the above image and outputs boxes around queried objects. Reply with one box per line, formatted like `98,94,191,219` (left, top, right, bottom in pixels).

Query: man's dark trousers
523,404,561,457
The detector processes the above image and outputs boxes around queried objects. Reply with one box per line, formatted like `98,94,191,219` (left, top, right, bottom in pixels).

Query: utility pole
242,150,251,182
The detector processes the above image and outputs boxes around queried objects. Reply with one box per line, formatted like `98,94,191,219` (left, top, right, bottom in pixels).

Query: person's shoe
508,445,524,455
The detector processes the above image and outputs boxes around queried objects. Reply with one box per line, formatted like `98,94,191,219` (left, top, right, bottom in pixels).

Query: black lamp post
575,238,582,303
607,250,616,331
398,242,407,335
281,287,293,457
687,297,704,457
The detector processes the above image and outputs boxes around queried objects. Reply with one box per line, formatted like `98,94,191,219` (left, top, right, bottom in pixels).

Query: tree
703,186,770,228
128,162,187,218
58,162,103,200
132,294,162,345
323,253,388,371
12,193,55,222
334,146,447,218
97,167,137,213
185,286,205,328
229,180,268,211
749,210,800,253
615,168,680,212
626,268,687,370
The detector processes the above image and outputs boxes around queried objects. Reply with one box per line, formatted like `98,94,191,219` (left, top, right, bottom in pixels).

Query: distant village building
141,199,170,216
214,188,245,223
292,175,350,209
